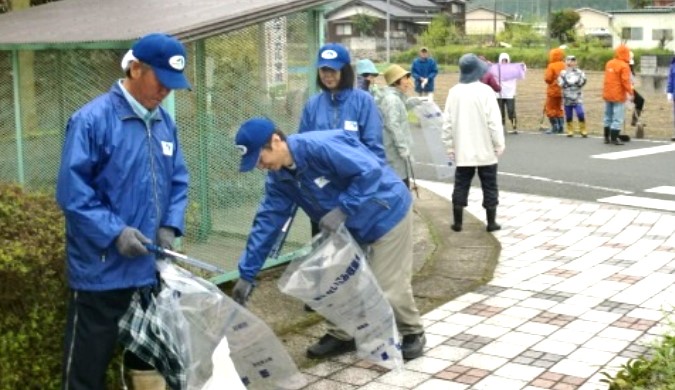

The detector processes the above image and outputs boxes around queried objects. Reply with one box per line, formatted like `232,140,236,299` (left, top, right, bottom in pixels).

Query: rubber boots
579,121,587,138
451,206,463,232
126,369,166,390
566,121,574,137
610,129,624,145
486,208,501,232
557,117,565,133
603,127,610,144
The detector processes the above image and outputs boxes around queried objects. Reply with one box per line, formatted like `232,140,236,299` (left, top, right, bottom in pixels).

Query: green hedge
0,184,67,388
393,46,672,71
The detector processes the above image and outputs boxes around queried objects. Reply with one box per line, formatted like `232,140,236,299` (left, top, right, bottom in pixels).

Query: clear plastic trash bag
277,226,403,370
155,261,306,390
413,99,454,180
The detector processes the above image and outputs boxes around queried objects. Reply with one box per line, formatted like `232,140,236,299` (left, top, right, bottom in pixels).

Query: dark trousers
62,288,150,390
634,90,645,112
497,98,516,123
452,164,499,209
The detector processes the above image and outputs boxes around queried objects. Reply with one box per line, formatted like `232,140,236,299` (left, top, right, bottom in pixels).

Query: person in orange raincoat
602,44,634,145
544,47,566,134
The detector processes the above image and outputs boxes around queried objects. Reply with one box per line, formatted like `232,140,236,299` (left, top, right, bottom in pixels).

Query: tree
549,9,580,44
628,0,652,8
419,14,459,47
353,13,377,37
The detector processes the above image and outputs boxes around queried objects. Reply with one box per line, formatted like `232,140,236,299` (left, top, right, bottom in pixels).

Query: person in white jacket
442,53,505,233
496,52,519,134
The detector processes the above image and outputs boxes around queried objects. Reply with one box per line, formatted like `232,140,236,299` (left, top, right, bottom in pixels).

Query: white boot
126,369,166,390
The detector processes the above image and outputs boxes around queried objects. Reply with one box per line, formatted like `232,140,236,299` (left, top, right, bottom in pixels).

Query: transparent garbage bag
277,226,403,370
413,99,454,180
155,261,306,390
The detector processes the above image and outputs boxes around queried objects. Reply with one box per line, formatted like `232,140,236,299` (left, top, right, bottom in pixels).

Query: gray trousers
329,207,423,339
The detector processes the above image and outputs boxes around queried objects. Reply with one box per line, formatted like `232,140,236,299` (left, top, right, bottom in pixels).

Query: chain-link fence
0,12,320,280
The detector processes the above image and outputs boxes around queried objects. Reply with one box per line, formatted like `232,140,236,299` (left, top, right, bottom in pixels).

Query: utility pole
493,0,497,46
546,0,552,49
386,0,391,63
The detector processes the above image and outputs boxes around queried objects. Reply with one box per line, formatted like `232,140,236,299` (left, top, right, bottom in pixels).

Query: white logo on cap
235,145,248,155
321,50,338,60
169,55,185,71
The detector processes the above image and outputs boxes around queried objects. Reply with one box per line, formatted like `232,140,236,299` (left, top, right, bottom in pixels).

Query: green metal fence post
195,39,212,241
11,49,24,186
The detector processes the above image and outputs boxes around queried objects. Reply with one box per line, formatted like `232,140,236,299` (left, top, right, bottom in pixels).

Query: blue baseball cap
130,33,191,90
316,43,351,70
235,118,276,172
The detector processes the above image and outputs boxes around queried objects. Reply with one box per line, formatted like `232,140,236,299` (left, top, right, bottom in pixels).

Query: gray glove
115,227,151,257
157,226,176,250
319,207,347,233
232,279,255,306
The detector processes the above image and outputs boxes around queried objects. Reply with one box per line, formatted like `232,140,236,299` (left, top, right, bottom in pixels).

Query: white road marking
645,186,675,196
598,195,675,212
591,144,675,160
500,172,633,194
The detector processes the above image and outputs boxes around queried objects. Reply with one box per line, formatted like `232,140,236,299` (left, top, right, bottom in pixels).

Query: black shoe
306,334,356,359
401,332,426,360
612,139,624,145
304,303,315,312
486,222,502,232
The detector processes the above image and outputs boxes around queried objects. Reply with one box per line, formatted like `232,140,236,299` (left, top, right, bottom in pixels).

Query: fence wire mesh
0,13,317,279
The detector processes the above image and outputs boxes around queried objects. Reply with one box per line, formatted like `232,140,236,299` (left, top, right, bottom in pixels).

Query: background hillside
468,0,633,21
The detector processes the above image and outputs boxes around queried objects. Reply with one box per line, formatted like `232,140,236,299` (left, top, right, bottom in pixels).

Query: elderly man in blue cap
56,33,191,389
231,118,426,361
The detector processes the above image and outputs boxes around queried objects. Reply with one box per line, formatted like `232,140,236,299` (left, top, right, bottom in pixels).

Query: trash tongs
145,243,226,274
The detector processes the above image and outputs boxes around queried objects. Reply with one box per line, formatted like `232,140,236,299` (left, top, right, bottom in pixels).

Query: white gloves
668,93,673,102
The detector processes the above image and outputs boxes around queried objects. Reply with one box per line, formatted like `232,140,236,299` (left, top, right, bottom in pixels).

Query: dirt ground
429,68,675,140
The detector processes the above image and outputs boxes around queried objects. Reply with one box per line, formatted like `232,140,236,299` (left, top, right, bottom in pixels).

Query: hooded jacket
56,83,189,290
237,130,411,282
298,88,386,161
497,53,517,98
544,48,566,98
603,45,633,103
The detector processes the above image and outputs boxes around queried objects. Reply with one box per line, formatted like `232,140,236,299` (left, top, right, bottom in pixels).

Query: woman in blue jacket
231,118,426,361
298,43,386,237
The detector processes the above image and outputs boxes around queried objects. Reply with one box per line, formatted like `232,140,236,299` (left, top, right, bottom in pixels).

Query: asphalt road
411,127,675,208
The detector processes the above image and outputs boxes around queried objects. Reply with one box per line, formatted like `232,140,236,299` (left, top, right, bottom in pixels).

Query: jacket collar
109,82,164,122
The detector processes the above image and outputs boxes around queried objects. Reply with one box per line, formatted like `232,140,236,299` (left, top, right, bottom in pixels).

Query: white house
609,8,675,51
575,7,612,36
465,6,509,36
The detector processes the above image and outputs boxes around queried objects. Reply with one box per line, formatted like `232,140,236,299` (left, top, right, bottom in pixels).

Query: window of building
621,27,643,40
336,24,352,36
652,29,673,41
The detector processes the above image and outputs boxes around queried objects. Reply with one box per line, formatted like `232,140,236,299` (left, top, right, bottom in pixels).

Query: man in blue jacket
56,33,190,389
411,47,439,101
231,118,426,360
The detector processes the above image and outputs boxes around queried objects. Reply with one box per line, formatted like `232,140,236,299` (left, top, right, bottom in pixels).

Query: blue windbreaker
237,130,411,282
298,88,386,161
56,83,189,291
411,57,438,93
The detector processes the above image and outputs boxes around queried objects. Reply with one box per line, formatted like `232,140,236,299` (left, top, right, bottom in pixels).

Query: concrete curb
224,186,501,369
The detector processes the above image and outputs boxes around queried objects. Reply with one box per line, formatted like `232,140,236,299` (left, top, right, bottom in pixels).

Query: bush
392,45,671,72
0,184,67,388
600,320,675,389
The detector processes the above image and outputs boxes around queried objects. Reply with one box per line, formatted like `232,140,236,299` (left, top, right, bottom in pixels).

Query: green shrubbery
601,323,675,389
0,184,67,388
393,46,671,72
